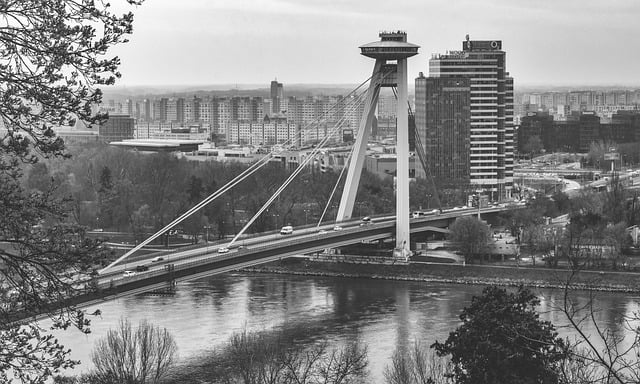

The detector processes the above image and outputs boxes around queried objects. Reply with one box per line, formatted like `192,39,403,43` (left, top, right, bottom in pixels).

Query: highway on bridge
17,205,514,321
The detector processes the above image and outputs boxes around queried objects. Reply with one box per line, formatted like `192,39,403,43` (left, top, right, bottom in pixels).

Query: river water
53,272,640,382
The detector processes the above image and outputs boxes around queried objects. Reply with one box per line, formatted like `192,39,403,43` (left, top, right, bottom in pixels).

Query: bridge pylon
336,31,419,261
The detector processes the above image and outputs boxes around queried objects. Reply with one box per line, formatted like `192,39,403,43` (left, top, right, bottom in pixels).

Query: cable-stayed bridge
14,32,523,322
26,206,510,319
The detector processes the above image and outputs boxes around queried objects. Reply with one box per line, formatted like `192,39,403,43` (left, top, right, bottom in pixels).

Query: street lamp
204,225,212,243
473,194,481,220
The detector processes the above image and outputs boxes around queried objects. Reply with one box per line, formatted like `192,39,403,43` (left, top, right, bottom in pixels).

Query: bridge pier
338,31,419,263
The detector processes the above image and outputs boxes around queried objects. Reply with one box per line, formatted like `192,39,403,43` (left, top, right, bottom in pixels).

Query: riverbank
244,258,640,293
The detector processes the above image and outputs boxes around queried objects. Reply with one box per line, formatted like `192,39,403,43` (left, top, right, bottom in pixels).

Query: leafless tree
223,328,368,384
558,347,611,384
558,270,640,384
90,318,177,384
0,0,142,380
316,340,368,384
383,341,452,384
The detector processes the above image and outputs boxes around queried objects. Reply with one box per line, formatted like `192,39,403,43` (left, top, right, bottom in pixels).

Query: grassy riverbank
245,258,640,293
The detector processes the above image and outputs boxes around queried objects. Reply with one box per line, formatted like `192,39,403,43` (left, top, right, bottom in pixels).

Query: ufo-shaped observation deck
360,31,419,60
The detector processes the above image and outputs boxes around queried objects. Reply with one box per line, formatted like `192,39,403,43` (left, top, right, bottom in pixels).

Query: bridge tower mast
336,31,419,260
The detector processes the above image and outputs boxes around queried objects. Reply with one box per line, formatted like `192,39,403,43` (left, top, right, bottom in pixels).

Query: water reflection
50,273,639,382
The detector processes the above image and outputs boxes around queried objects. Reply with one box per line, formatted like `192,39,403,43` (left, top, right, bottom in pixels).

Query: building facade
102,80,366,150
98,114,135,142
415,74,471,182
423,38,514,199
226,117,299,147
518,110,640,154
270,79,284,114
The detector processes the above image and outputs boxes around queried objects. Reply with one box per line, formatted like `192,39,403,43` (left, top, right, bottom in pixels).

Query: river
53,272,640,382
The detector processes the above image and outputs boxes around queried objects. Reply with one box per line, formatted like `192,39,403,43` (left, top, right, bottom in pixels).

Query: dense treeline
24,143,400,243
24,144,477,245
496,178,639,268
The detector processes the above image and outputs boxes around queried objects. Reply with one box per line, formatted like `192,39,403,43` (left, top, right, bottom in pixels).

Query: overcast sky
112,0,640,88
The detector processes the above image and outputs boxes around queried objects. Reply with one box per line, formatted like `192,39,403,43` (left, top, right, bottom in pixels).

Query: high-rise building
158,98,168,122
216,98,232,134
166,98,178,123
377,91,398,118
424,37,514,199
415,74,471,181
184,96,201,122
270,79,284,114
233,97,259,121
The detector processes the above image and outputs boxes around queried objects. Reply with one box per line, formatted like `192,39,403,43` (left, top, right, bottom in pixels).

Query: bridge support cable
411,114,442,211
317,65,395,226
100,153,275,272
316,142,355,227
336,60,385,222
100,77,375,273
228,91,368,245
392,87,442,211
229,93,366,245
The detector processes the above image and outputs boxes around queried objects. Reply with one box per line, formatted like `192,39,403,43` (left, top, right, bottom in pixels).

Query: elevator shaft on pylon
336,31,419,260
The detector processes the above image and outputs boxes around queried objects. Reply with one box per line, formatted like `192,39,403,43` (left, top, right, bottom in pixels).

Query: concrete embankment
244,259,640,293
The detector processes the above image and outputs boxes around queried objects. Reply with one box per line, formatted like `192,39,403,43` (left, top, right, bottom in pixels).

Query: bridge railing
96,205,516,290
97,221,400,287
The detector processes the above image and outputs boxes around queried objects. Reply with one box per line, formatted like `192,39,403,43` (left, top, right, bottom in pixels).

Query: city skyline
110,0,640,87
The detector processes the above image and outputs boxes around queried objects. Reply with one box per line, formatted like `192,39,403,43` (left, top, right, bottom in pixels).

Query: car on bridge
135,265,149,272
333,225,343,231
123,270,136,278
280,225,293,235
217,247,230,254
151,256,164,262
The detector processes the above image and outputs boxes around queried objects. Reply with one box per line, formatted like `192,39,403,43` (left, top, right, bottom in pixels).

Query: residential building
226,117,299,147
270,79,284,114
